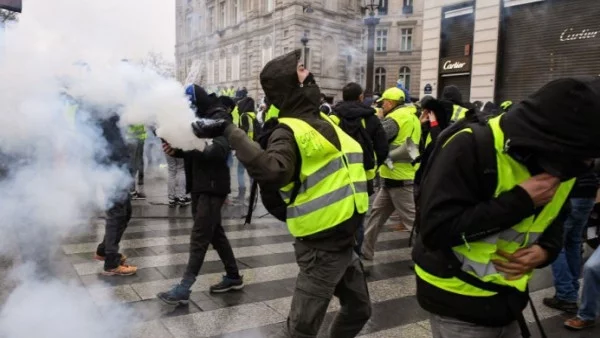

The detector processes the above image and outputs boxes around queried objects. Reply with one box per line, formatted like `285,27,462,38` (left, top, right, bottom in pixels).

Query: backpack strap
469,122,497,200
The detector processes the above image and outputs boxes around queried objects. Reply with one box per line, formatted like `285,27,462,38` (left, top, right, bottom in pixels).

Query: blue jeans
579,247,600,321
551,198,596,302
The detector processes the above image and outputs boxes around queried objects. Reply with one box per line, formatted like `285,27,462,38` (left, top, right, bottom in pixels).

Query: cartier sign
439,56,471,75
559,27,599,42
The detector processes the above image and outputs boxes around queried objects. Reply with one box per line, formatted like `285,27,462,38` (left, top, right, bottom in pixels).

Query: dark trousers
283,241,372,338
183,193,239,281
97,196,132,270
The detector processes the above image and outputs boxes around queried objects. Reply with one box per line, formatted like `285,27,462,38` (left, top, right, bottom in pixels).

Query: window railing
403,5,413,14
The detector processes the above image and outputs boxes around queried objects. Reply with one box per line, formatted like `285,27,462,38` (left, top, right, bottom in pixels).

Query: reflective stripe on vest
379,105,421,181
415,115,575,296
327,114,375,181
278,117,369,238
451,105,468,122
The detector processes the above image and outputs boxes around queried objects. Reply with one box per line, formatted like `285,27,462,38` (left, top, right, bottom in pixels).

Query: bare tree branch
0,9,18,23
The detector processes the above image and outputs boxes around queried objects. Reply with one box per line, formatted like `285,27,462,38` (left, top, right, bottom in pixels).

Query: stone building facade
372,0,424,98
175,0,365,101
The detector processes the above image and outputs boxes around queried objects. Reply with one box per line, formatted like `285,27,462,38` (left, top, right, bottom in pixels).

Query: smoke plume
0,1,191,337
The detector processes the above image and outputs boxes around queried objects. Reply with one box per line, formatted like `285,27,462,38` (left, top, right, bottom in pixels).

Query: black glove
191,119,231,139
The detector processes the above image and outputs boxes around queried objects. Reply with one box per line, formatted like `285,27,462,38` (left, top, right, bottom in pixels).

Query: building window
376,29,387,52
185,13,193,40
378,0,388,15
401,28,413,51
404,0,413,6
208,6,215,33
232,46,241,81
375,67,386,93
219,1,226,29
262,38,273,67
322,36,338,77
232,0,240,24
266,0,274,12
207,56,215,85
398,66,411,91
219,51,226,82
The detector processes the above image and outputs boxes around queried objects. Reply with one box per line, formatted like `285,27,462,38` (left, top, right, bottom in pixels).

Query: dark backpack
334,115,376,173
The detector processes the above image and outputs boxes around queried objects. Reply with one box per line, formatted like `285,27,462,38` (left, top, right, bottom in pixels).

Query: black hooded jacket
224,50,363,251
332,101,389,169
412,76,600,327
173,85,231,196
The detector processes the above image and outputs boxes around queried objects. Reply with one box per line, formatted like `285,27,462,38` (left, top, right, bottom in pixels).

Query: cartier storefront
437,2,474,102
495,0,600,102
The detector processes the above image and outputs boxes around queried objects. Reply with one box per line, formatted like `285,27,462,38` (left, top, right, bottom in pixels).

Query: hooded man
190,50,372,338
157,84,244,306
442,85,469,122
412,76,600,338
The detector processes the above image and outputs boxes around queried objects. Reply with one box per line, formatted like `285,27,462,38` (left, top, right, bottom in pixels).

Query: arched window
375,67,386,94
262,37,273,67
322,36,338,77
219,50,226,83
232,46,241,81
398,66,411,91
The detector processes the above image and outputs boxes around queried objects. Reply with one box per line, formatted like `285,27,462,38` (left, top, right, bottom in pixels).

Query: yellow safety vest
231,106,240,126
278,117,369,237
450,104,469,122
128,125,147,141
265,105,280,122
379,105,422,181
416,115,575,296
240,112,257,140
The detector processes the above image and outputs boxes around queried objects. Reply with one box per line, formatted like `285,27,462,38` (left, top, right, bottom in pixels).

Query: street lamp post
300,32,309,66
363,0,380,99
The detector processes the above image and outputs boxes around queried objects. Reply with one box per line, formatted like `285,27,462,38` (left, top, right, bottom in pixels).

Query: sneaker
564,317,595,330
168,198,178,208
209,275,244,293
543,296,578,314
157,284,191,306
94,253,128,265
177,197,191,207
102,264,137,276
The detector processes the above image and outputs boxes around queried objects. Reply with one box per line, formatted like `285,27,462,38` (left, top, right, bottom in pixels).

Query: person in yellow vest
233,96,258,202
442,85,469,122
126,124,147,199
360,86,421,260
191,50,371,338
413,76,600,338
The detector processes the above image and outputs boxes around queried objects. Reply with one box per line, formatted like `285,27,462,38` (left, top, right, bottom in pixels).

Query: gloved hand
191,119,231,139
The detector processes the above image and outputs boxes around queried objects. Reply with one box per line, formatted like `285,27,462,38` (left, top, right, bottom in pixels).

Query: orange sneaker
102,264,137,276
564,317,595,330
94,253,127,264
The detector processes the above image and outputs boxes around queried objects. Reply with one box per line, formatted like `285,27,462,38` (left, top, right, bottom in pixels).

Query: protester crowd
92,49,600,338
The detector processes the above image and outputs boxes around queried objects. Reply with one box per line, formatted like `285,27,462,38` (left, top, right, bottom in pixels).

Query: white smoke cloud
0,1,194,337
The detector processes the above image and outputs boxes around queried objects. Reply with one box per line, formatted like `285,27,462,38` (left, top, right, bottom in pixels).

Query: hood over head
186,84,219,117
441,85,463,106
502,76,600,179
260,49,321,118
422,98,453,130
218,95,236,112
237,97,256,115
333,101,375,119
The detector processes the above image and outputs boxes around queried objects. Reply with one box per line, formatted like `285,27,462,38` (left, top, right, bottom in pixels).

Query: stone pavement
1,166,599,338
